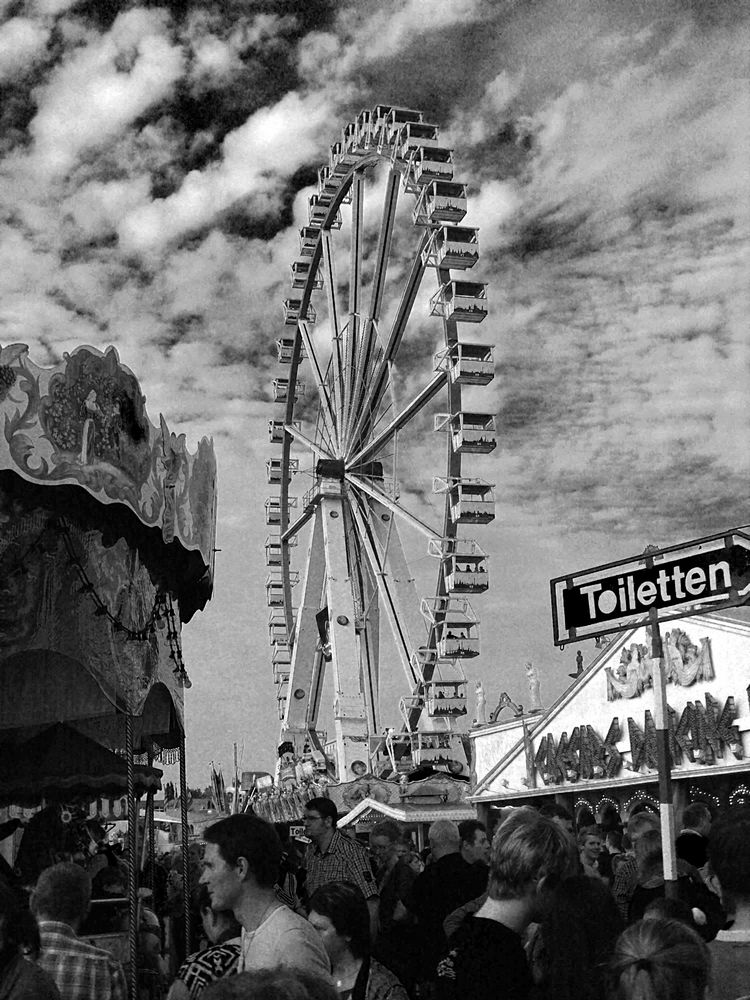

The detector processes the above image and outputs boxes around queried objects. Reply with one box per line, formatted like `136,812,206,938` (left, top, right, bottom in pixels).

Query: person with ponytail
607,916,711,1000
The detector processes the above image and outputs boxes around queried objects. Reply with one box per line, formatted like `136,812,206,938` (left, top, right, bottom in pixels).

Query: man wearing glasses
303,797,379,938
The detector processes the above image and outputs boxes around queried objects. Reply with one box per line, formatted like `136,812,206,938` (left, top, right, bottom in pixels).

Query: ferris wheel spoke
349,496,424,691
345,472,439,541
347,370,446,469
349,231,430,450
348,168,400,439
298,319,339,450
284,423,334,462
342,173,364,443
320,231,346,449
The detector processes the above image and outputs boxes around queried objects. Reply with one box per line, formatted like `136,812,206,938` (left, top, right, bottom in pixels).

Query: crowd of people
0,796,748,1000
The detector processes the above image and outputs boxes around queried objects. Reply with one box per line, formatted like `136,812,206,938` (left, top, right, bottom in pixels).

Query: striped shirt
305,829,379,900
38,921,127,1000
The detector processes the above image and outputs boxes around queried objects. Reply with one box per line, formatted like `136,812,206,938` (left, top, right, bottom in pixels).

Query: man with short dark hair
436,810,578,1000
201,814,330,980
458,819,490,872
538,802,575,837
33,862,127,1000
707,806,750,1000
303,797,378,937
676,801,712,869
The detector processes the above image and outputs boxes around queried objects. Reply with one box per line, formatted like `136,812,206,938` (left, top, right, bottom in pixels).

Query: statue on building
473,680,487,726
525,661,543,713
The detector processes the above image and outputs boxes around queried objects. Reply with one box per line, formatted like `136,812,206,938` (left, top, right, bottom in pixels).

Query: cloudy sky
1,0,748,783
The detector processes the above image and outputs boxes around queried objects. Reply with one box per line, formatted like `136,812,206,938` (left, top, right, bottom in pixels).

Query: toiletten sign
551,529,750,646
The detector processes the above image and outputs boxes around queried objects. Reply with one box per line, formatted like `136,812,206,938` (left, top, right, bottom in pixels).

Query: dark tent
0,722,162,807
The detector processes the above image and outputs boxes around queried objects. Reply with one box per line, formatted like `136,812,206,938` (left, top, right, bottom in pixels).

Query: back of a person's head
634,829,662,876
608,917,710,1000
32,862,91,926
204,814,282,888
708,806,750,904
489,810,577,901
681,802,711,831
370,819,401,844
202,968,337,1000
627,810,659,838
642,895,696,927
538,802,574,825
428,819,460,852
537,875,623,1000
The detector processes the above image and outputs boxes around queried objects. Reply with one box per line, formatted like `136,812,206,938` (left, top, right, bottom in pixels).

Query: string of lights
7,515,193,688
163,593,191,689
56,517,161,641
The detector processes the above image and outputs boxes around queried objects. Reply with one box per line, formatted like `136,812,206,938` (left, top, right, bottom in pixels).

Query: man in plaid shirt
303,797,379,938
33,861,128,1000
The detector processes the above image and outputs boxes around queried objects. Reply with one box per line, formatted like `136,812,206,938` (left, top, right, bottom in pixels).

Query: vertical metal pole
650,610,678,894
125,714,138,1000
179,729,191,956
147,752,155,892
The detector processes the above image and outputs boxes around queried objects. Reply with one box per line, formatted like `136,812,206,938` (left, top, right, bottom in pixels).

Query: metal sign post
649,611,678,894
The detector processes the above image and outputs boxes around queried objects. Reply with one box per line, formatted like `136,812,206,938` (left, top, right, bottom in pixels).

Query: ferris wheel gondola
265,106,496,784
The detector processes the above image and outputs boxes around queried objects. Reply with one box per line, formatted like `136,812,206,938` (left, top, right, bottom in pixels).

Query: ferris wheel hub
316,458,346,479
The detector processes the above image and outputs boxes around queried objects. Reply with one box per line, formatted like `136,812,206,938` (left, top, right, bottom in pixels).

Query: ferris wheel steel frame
268,107,495,781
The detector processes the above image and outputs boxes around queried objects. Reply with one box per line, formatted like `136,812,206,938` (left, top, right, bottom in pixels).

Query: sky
0,0,748,784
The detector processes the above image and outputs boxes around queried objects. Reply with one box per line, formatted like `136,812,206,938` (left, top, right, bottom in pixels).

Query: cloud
118,89,333,252
0,17,51,79
28,8,184,177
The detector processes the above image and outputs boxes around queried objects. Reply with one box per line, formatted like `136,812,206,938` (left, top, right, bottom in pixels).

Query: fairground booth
469,609,750,831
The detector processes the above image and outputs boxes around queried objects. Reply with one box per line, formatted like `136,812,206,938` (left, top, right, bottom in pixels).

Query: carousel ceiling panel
0,343,217,614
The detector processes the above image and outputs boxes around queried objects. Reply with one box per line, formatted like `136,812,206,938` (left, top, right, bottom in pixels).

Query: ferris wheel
265,106,497,784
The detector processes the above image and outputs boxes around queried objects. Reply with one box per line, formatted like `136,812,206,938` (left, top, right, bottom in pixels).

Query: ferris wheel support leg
320,484,369,781
282,507,327,746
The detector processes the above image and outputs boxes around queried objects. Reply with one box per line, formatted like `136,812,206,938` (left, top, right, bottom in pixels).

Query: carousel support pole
649,609,678,897
179,728,191,957
125,713,139,1000
147,752,156,891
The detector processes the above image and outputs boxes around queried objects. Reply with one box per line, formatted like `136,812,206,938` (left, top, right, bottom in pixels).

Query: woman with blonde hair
607,917,711,1000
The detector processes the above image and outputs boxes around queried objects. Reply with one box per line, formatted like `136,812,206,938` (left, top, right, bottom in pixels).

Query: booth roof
338,796,476,827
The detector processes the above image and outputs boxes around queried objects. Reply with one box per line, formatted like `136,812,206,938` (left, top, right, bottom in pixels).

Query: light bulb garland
729,783,750,807
164,593,191,689
688,785,721,810
2,516,191,690
623,790,659,813
56,517,161,640
595,796,620,815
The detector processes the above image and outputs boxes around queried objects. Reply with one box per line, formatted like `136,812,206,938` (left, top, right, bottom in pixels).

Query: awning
338,796,476,828
0,722,162,807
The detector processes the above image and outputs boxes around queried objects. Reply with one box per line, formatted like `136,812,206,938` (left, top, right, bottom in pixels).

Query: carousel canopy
0,722,162,807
